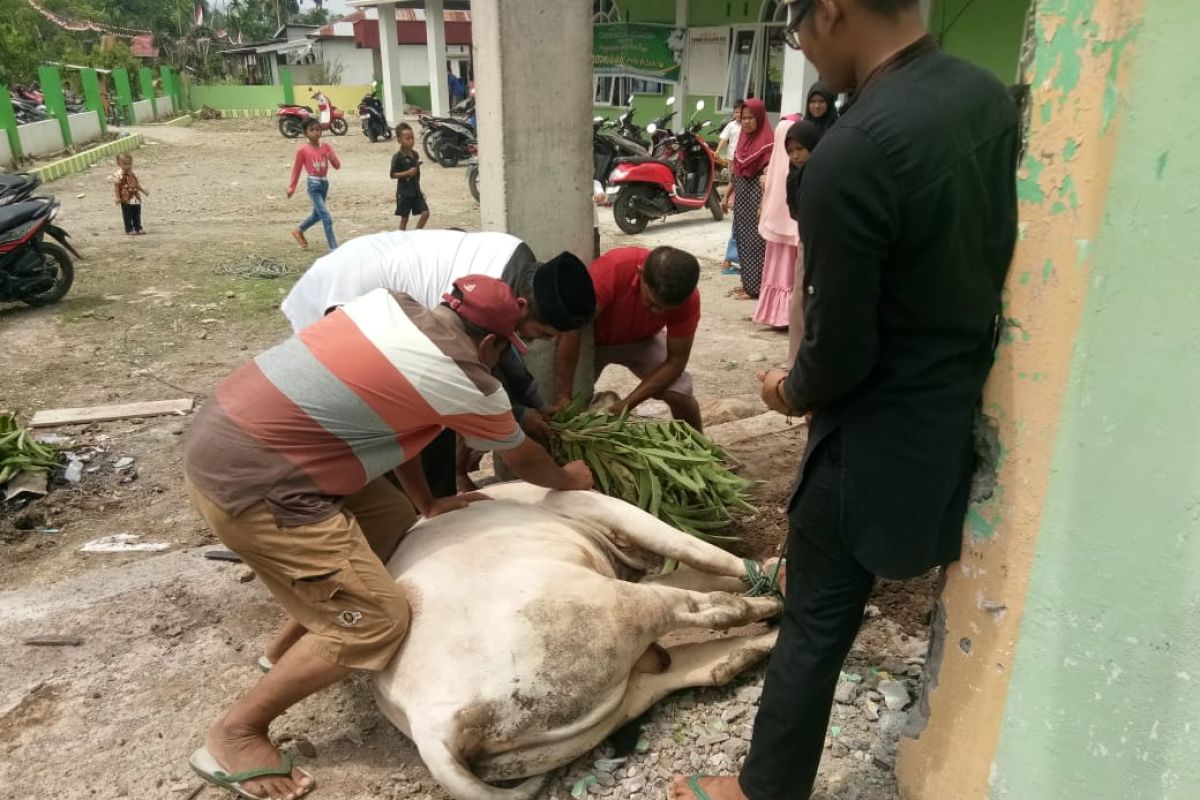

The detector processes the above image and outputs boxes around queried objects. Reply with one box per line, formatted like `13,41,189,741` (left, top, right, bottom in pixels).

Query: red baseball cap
443,275,529,354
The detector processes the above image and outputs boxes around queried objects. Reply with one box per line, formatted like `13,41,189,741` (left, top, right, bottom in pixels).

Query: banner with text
593,23,683,82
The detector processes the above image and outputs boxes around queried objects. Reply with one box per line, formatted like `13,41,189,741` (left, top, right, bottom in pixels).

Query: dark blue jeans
299,177,337,249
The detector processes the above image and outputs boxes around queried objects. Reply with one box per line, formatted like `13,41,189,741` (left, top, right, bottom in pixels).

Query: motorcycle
418,114,476,168
358,94,392,143
10,97,48,125
608,100,723,235
0,173,41,206
614,96,678,156
0,196,80,307
594,116,651,190
276,93,348,139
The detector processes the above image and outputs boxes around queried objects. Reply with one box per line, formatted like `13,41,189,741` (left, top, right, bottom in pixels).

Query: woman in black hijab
805,82,839,136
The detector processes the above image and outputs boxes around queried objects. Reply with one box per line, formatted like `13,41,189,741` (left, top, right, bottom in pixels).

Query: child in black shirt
391,123,429,230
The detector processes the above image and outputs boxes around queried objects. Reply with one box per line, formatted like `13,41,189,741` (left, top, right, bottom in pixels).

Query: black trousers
740,434,876,800
419,427,458,499
120,203,142,233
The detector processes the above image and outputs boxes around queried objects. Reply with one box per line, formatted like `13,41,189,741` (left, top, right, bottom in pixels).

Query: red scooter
608,100,723,234
277,91,349,139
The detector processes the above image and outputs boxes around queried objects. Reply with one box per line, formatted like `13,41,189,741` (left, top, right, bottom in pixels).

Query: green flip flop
682,773,714,800
189,746,314,800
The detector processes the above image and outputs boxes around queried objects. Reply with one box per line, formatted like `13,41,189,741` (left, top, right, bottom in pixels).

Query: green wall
991,2,1200,797
931,0,1030,82
188,84,284,110
596,94,723,128
608,0,766,26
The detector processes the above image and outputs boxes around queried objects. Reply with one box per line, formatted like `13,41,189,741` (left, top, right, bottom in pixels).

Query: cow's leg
626,631,778,716
647,583,781,630
539,490,750,579
638,564,746,594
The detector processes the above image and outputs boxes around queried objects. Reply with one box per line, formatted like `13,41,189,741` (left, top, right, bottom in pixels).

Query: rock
197,331,210,340
593,759,622,773
735,685,762,704
114,457,135,471
721,706,746,724
878,680,910,711
833,681,859,705
831,741,850,758
225,291,236,299
594,771,615,787
697,733,729,747
293,735,317,758
747,354,768,362
878,710,908,737
64,459,83,483
863,698,880,722
236,568,256,583
722,738,749,759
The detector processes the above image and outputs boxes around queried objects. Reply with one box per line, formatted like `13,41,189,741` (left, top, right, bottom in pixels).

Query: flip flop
675,774,714,800
258,655,274,673
189,746,314,800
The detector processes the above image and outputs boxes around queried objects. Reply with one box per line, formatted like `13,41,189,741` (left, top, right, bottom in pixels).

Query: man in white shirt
281,229,596,496
715,100,746,274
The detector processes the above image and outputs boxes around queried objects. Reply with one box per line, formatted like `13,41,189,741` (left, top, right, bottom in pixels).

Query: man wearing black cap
280,229,597,496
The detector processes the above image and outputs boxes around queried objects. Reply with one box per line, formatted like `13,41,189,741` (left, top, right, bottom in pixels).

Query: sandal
677,774,715,800
291,229,309,250
189,746,314,800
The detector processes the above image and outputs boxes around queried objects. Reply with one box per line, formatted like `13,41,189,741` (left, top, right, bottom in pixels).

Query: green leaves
550,406,756,545
0,412,61,487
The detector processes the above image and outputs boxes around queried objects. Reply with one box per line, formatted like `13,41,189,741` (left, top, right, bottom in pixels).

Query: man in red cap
183,276,592,800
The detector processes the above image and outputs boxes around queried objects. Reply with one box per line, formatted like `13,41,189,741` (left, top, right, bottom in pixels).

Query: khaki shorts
186,475,418,671
594,333,694,397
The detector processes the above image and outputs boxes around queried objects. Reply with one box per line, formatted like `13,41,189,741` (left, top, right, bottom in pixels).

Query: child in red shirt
286,118,341,250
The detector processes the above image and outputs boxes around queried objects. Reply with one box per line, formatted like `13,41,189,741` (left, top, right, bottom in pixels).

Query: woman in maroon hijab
730,98,774,299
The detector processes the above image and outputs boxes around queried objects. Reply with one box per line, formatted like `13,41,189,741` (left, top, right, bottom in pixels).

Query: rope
742,557,783,598
213,255,293,280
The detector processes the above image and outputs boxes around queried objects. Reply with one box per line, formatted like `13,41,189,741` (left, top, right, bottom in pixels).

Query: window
594,75,667,107
725,29,755,110
593,0,619,23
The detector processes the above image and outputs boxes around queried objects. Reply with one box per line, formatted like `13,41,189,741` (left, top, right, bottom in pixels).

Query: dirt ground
0,117,934,799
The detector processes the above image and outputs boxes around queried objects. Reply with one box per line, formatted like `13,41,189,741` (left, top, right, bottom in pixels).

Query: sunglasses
784,0,815,51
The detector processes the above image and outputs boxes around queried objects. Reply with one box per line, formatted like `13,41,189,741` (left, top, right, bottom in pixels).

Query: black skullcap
532,252,596,331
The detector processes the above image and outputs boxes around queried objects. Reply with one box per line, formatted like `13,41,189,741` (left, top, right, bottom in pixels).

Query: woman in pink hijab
730,98,774,299
753,116,802,332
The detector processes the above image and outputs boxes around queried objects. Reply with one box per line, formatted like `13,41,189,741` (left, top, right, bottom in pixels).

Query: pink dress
753,121,800,329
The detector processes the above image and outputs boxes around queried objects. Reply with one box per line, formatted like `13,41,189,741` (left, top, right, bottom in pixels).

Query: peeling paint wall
897,0,1173,796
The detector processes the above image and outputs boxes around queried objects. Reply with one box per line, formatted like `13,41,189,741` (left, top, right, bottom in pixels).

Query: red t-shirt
590,247,701,346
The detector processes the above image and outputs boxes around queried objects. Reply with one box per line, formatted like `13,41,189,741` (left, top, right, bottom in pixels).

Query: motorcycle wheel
22,242,75,307
707,190,725,222
383,127,394,139
437,147,462,169
330,118,349,136
279,116,303,138
467,164,480,202
613,187,651,235
423,129,449,161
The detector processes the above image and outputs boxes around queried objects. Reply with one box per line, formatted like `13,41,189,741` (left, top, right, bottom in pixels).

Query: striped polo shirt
185,289,524,526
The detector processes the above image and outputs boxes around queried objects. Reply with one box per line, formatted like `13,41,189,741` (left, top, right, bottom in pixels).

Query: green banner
593,23,682,82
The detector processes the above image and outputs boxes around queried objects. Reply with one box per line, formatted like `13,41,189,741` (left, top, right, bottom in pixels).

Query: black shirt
391,150,422,198
786,48,1019,579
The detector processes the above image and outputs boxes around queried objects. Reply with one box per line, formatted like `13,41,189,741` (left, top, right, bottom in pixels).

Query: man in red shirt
553,246,703,430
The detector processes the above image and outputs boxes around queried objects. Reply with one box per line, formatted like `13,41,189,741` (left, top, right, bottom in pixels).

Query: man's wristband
775,376,793,415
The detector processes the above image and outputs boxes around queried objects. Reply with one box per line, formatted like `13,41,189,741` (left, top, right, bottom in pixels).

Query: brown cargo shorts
186,475,418,671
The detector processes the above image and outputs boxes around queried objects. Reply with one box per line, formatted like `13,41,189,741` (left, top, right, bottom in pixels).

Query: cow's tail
416,731,547,800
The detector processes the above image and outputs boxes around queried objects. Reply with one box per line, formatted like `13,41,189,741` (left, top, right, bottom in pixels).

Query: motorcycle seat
0,174,37,199
0,200,47,231
615,156,679,171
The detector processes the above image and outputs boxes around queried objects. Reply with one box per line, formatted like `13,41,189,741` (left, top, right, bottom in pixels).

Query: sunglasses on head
784,0,815,50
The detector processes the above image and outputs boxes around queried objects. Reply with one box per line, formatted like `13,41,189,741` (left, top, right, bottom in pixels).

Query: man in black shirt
670,1,1018,799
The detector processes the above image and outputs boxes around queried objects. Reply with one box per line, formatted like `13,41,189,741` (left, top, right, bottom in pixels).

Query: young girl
286,118,341,250
111,153,148,235
783,120,821,360
753,119,803,331
391,123,430,230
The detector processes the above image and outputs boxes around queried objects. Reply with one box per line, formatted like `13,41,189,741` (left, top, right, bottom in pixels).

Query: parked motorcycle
0,197,80,307
276,93,348,139
593,116,651,190
614,96,678,156
0,173,41,206
358,94,392,142
10,97,48,125
608,100,723,235
417,114,476,168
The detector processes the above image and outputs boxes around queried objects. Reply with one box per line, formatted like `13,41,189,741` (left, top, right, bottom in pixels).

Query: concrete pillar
377,1,406,124
37,66,72,147
281,67,295,106
897,2,1200,798
474,0,595,402
780,45,818,117
673,0,688,108
113,68,135,125
425,0,449,116
138,67,157,117
81,68,107,135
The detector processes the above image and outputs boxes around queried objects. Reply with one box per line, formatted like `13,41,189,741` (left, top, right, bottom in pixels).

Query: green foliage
291,8,329,27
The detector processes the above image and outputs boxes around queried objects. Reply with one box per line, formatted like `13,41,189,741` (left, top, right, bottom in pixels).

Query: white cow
374,482,782,800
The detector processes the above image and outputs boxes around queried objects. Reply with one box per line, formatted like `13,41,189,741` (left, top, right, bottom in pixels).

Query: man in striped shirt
184,276,592,800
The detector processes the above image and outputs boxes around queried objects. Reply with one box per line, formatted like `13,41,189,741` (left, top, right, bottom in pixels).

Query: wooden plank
30,398,194,428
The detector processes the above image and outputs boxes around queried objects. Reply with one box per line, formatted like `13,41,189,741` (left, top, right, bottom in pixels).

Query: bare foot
205,718,314,800
669,774,748,800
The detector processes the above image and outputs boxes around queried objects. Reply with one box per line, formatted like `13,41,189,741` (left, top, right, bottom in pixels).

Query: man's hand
520,409,552,441
286,187,295,199
608,397,633,416
544,397,571,417
758,369,793,415
562,460,594,491
425,492,491,518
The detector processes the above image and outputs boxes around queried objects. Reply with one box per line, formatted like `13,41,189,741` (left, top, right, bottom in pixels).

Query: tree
290,8,329,27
